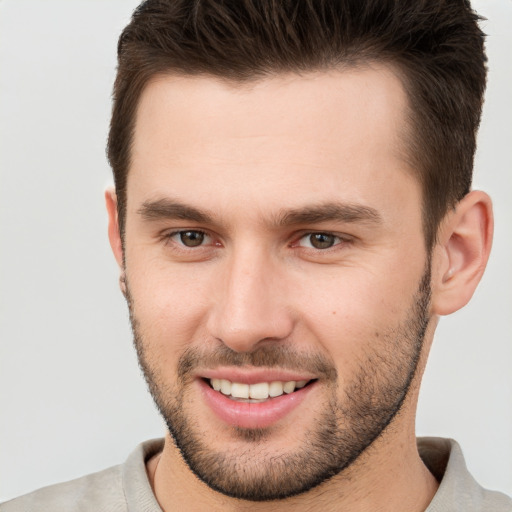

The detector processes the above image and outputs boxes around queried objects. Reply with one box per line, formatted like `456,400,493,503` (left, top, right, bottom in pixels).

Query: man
2,0,511,510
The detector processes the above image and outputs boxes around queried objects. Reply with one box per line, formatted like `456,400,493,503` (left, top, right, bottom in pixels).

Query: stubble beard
126,264,431,501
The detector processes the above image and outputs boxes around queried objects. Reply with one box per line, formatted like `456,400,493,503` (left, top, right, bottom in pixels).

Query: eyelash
164,230,214,249
162,229,352,253
294,232,346,250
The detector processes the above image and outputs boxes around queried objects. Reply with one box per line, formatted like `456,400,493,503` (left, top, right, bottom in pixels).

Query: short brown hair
107,0,487,249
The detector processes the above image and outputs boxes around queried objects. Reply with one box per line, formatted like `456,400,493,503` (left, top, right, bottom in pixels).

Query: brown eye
177,230,207,247
309,233,336,249
298,233,340,249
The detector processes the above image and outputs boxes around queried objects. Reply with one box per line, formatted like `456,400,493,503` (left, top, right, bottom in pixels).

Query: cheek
125,255,212,353
294,265,422,362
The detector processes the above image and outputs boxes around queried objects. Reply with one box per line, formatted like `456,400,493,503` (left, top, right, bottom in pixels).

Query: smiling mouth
205,378,316,402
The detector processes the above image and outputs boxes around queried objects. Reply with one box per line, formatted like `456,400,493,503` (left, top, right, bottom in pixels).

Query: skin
106,65,493,511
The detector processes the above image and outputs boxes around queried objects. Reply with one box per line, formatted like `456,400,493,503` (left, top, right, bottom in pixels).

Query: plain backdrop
1,0,511,502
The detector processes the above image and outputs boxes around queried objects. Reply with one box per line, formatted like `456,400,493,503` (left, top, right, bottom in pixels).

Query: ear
105,188,126,295
431,190,493,316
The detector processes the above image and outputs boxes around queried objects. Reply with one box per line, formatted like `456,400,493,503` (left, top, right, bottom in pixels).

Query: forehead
128,66,418,224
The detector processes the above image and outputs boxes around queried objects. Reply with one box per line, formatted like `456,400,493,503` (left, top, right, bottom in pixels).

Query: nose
206,247,294,353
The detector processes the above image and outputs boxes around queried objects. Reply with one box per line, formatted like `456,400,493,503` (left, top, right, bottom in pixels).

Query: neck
148,425,438,512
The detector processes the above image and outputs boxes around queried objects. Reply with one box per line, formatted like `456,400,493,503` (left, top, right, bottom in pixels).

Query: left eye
170,230,212,247
298,233,341,249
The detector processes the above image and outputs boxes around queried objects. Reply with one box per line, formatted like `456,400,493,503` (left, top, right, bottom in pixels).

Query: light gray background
1,0,511,502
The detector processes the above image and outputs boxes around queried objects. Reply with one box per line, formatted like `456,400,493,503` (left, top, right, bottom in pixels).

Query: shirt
1,437,511,511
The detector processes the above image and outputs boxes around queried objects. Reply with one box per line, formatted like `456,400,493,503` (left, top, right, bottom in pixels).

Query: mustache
124,283,336,382
177,344,338,383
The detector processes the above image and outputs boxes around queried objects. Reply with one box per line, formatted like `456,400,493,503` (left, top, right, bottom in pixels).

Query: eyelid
292,231,353,250
164,229,214,248
159,228,352,252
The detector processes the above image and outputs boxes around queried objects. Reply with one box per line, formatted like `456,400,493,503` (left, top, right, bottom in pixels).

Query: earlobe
431,190,493,316
105,187,124,271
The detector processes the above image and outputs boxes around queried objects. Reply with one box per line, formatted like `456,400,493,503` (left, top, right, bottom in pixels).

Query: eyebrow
137,198,382,227
275,203,382,227
138,198,213,224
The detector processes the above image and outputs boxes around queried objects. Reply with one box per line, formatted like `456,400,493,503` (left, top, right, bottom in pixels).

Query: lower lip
198,379,316,429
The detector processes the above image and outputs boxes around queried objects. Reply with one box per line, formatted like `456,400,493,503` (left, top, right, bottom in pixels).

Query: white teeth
269,381,284,397
231,382,249,399
210,378,310,399
283,381,296,394
220,379,231,395
249,382,269,399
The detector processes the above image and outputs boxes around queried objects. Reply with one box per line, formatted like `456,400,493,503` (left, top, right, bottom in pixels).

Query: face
121,67,432,500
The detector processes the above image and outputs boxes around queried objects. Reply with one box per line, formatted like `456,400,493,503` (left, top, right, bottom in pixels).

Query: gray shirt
1,438,511,511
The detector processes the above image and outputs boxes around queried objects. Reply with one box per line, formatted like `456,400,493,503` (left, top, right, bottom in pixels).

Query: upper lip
198,367,317,384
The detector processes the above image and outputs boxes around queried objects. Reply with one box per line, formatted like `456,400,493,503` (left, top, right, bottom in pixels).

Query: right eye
168,230,212,247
